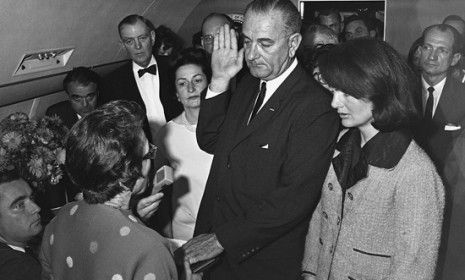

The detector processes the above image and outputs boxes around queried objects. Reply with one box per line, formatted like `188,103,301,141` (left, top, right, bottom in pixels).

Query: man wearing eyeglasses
101,14,182,141
46,67,99,129
201,13,247,90
201,13,234,55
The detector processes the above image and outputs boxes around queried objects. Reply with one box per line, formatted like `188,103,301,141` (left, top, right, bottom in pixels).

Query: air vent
13,47,74,76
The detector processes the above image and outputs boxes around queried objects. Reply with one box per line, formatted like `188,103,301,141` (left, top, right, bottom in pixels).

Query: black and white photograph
0,0,464,280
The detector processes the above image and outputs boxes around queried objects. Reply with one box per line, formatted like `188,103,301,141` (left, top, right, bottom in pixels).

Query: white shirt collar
421,76,447,116
132,56,157,74
7,244,25,253
421,76,446,94
261,58,298,96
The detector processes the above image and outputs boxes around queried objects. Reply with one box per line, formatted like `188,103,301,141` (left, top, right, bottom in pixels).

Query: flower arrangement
0,112,68,190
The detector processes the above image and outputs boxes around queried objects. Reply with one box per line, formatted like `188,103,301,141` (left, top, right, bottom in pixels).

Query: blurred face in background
201,15,230,54
175,64,207,109
302,31,338,50
345,20,372,41
120,20,156,67
67,81,98,117
319,13,342,36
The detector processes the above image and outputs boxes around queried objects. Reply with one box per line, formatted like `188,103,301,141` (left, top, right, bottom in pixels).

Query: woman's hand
182,259,203,280
136,192,164,221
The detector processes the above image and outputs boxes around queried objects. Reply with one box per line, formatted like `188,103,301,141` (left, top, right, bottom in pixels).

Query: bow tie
138,65,157,77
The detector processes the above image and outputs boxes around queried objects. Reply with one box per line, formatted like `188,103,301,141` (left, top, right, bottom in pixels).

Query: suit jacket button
328,183,333,190
337,216,341,225
216,196,220,202
347,192,354,200
319,238,323,245
322,211,328,219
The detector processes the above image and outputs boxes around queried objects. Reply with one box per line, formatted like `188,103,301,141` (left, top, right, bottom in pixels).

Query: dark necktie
138,64,157,77
424,86,434,120
25,246,38,261
250,82,267,121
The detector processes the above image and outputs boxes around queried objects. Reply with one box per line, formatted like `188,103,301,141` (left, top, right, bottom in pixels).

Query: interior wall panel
2,0,465,118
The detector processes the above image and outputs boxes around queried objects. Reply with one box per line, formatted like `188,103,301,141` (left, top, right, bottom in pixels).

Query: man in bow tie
415,23,465,280
101,14,182,141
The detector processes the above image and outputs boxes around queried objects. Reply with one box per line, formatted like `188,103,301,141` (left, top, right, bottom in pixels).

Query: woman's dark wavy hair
173,47,211,82
318,38,420,132
65,100,146,204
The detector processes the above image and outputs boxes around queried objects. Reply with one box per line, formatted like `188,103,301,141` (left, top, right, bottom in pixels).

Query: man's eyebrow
9,195,27,208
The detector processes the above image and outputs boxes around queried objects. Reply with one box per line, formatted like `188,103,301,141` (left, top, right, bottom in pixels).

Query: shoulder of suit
46,100,71,114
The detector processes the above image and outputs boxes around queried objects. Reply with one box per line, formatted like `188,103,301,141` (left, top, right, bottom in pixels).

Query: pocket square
260,144,269,149
444,123,461,131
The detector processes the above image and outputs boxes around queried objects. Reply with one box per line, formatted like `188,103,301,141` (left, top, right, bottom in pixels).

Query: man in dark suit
181,1,339,279
417,24,465,168
416,24,465,280
0,171,42,280
46,67,100,129
101,14,182,140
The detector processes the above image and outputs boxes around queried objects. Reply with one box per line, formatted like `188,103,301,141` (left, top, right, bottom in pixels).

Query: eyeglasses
201,34,215,45
70,91,98,103
142,143,157,160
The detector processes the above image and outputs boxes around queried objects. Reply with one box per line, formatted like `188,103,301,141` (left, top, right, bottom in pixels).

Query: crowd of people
1,0,464,279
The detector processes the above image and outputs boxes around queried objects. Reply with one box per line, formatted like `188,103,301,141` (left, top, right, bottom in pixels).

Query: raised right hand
210,24,244,93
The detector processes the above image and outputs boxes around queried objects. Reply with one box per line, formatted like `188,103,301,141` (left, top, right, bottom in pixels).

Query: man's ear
288,32,302,58
451,52,462,67
150,30,156,47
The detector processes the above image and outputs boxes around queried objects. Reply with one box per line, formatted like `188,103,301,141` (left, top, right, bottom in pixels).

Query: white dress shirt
421,76,446,117
132,56,166,137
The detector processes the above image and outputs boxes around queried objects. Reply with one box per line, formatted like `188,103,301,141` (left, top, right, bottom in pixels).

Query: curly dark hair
65,100,146,204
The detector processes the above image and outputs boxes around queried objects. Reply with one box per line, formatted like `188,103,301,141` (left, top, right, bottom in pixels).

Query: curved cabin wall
1,0,465,120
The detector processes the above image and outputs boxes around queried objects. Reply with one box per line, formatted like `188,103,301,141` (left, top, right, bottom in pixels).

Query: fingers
218,24,225,50
137,192,163,218
230,27,238,50
142,192,164,205
237,48,244,67
213,28,219,51
223,24,231,50
214,24,235,51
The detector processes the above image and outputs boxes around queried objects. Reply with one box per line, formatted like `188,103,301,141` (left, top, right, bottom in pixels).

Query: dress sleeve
133,243,178,280
39,224,53,280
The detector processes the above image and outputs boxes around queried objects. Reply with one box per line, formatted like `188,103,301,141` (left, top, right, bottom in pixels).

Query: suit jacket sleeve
196,88,232,154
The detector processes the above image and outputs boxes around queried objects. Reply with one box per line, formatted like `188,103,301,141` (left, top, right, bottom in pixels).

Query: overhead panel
13,47,75,76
